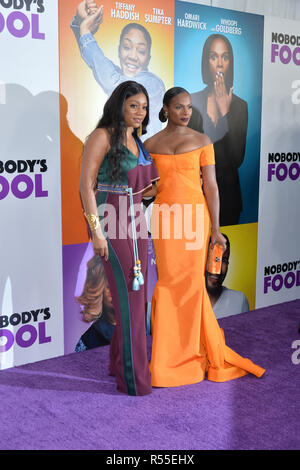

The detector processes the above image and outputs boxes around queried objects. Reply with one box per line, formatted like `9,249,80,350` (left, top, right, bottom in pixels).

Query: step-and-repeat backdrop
0,0,299,368
0,1,64,369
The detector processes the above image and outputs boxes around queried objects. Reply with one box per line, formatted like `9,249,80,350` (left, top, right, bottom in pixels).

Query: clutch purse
206,244,224,274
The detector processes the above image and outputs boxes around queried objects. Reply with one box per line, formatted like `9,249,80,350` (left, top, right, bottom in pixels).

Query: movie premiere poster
59,0,174,354
255,17,300,308
174,1,264,315
0,1,64,369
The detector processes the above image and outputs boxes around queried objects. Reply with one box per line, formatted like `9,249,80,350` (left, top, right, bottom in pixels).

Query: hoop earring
137,124,143,138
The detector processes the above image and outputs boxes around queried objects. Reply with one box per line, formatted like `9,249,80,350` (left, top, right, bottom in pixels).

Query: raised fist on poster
76,1,103,35
86,0,98,14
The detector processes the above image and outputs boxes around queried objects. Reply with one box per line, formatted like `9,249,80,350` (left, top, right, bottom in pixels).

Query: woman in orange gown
144,87,265,387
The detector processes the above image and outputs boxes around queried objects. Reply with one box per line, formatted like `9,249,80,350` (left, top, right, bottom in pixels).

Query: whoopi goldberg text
0,307,51,352
0,0,45,39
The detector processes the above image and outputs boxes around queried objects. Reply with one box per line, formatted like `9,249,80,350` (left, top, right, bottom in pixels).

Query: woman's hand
210,229,227,252
92,228,109,260
214,72,233,117
76,1,98,21
86,0,99,15
142,184,157,198
80,4,103,36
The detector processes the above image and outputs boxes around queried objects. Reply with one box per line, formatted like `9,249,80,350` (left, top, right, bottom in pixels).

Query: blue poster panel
174,1,264,226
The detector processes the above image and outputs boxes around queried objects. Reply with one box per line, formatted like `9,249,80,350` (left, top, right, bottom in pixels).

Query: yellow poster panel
220,222,258,312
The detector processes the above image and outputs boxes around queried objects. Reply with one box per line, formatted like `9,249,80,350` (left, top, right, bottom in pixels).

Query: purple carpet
0,300,299,450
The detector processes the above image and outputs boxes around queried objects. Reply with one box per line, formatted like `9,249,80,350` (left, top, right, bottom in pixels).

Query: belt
97,184,144,291
97,183,128,194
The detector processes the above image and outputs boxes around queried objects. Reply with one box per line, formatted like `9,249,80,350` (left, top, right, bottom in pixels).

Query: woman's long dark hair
159,87,189,122
201,34,234,92
97,81,149,182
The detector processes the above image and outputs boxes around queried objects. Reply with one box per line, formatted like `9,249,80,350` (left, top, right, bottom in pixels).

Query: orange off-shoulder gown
149,143,265,387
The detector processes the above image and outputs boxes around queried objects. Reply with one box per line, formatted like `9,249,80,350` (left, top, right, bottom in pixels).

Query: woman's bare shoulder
144,130,165,153
86,128,110,144
85,128,110,152
186,127,211,148
82,128,111,162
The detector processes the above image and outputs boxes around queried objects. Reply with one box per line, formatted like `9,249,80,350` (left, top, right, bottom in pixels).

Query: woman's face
208,38,230,81
165,92,193,126
119,28,150,77
123,92,148,129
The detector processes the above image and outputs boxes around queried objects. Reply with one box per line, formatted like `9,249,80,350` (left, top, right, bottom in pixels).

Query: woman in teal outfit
80,81,159,395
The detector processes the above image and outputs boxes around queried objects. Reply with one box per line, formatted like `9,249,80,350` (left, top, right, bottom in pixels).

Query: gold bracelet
84,213,100,231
